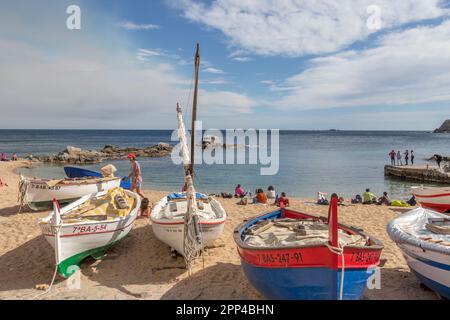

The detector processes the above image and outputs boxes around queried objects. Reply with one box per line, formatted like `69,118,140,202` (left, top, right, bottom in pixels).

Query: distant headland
434,119,450,133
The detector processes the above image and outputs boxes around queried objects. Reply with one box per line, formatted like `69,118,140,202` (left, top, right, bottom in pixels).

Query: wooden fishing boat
234,198,383,300
150,44,226,263
387,207,450,299
151,191,226,256
39,187,140,278
411,186,450,213
64,166,131,190
19,174,121,211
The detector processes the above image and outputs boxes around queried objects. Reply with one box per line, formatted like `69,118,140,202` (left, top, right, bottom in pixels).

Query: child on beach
276,192,289,208
138,197,151,218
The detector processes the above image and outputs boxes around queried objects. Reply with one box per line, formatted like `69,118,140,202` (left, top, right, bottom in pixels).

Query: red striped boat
412,186,450,213
234,198,383,300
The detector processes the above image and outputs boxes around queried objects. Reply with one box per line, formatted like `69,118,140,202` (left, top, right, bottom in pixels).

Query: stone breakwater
37,143,173,164
384,165,450,184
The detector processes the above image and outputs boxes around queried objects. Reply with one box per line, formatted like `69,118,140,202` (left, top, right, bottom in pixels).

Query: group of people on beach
388,150,414,166
351,188,415,207
0,153,18,162
226,184,290,208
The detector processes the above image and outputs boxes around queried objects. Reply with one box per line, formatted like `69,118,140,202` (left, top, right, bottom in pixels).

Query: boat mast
189,43,200,176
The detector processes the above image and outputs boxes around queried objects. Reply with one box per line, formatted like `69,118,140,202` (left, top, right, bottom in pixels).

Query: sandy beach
0,161,439,300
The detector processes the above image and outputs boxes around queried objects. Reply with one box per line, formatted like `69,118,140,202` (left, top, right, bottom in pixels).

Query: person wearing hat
127,153,144,198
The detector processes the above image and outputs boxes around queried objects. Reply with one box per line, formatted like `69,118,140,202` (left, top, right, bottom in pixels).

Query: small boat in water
234,197,383,300
387,207,450,299
39,187,140,277
64,166,131,190
19,174,121,211
411,186,450,213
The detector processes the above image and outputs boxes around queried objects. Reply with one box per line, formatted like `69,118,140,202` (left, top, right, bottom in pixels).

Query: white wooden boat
387,207,450,299
19,174,121,211
151,192,226,255
39,187,140,278
411,186,450,213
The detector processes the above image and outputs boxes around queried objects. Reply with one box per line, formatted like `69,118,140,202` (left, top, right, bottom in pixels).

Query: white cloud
119,21,160,30
273,21,450,110
233,56,252,62
172,0,448,57
203,67,225,74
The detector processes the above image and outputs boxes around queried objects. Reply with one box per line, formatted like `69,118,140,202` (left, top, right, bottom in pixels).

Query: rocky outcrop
434,120,450,133
38,143,173,164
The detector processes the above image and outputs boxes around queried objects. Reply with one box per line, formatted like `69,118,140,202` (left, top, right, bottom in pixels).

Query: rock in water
434,119,450,133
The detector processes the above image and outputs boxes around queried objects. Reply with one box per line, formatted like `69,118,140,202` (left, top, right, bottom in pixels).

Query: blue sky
1,0,450,130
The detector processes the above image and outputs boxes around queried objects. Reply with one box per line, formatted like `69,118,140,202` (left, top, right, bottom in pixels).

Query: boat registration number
72,224,108,234
256,252,303,265
350,252,379,264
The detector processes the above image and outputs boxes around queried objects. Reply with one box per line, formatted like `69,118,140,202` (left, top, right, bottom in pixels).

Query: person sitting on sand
276,192,290,208
363,188,377,204
0,153,8,162
253,188,268,204
266,185,276,199
377,192,391,206
12,153,18,161
351,194,363,204
138,198,151,218
221,192,233,198
234,184,247,198
317,192,329,205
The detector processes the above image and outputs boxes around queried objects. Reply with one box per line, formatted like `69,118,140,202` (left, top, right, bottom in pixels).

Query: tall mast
189,43,200,176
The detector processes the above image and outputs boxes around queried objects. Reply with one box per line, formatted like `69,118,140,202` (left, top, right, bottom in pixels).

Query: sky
0,0,450,130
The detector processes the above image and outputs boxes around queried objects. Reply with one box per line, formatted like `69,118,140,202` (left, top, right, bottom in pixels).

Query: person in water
363,188,377,204
234,184,247,198
266,185,276,199
410,150,415,165
276,192,290,208
127,153,145,198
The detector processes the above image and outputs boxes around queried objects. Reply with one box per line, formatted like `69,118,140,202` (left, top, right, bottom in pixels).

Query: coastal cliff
37,143,173,164
434,119,450,133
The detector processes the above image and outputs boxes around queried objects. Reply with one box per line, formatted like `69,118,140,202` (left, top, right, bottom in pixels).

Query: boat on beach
19,174,121,211
411,186,450,213
39,187,140,278
64,166,131,190
234,197,383,300
151,44,227,262
387,207,450,299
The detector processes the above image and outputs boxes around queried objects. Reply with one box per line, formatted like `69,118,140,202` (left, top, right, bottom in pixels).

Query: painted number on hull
350,252,379,264
72,224,107,234
257,252,303,265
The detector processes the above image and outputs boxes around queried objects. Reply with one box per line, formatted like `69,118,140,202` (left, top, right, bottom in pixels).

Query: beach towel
390,200,409,207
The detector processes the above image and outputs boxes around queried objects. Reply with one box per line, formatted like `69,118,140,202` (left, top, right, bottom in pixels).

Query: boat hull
242,261,374,300
234,209,383,300
151,194,226,256
25,178,121,211
412,186,450,213
39,189,139,277
399,243,450,299
64,166,131,190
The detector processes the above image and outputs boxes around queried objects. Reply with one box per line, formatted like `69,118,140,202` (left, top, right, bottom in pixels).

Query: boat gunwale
233,208,384,252
25,176,121,186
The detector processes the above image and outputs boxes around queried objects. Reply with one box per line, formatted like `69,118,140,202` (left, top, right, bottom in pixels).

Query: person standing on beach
410,150,415,165
404,150,409,166
397,150,402,166
127,153,145,198
389,150,396,166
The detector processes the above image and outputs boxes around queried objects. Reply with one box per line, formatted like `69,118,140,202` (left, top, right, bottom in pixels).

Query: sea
1,129,449,199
